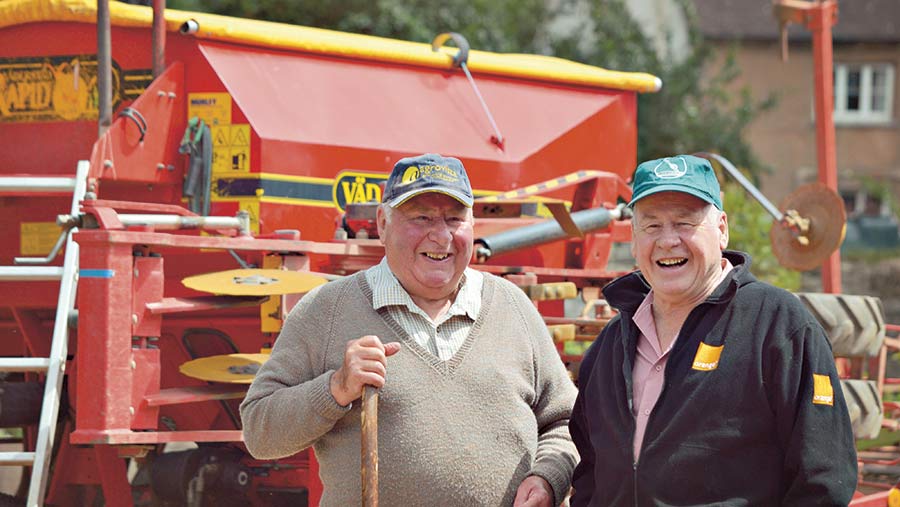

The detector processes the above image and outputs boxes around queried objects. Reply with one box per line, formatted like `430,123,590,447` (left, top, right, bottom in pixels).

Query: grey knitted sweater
240,271,578,506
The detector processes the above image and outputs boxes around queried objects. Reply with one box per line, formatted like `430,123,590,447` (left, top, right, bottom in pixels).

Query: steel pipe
694,152,783,221
97,0,112,137
118,214,246,234
474,205,623,262
0,177,76,193
152,0,166,78
0,267,64,281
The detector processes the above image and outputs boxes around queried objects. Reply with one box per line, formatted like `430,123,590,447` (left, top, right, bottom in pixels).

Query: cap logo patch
691,342,723,371
401,166,420,184
399,164,460,186
812,373,834,406
653,157,688,179
420,164,459,183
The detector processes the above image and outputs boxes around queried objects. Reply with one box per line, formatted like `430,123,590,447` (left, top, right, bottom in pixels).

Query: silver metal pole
97,0,113,137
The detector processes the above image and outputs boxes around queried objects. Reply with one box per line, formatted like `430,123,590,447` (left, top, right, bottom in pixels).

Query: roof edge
0,0,662,94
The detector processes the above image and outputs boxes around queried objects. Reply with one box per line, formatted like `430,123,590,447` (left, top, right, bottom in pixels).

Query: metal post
97,0,112,137
808,1,841,294
152,0,166,78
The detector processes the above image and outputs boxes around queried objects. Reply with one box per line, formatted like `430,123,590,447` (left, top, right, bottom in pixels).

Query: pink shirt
631,259,733,459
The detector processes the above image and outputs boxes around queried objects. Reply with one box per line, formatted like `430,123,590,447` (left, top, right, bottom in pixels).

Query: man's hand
329,335,401,407
513,475,553,507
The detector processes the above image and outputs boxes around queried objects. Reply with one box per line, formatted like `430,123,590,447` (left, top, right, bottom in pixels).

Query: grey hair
380,203,394,225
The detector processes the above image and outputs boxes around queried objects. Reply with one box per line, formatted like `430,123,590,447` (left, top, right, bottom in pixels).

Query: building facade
691,0,900,249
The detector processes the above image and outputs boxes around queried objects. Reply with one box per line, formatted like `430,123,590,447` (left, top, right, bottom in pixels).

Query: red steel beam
807,1,842,294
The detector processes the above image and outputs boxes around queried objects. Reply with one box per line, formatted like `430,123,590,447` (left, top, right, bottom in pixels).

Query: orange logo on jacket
691,342,723,371
813,373,834,406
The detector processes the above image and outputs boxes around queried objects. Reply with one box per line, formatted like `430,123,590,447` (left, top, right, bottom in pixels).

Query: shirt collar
368,257,482,320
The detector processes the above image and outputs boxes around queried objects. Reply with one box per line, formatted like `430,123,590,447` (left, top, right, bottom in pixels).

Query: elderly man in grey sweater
241,153,578,506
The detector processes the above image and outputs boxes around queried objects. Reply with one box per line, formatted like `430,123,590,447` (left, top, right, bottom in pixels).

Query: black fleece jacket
570,251,857,506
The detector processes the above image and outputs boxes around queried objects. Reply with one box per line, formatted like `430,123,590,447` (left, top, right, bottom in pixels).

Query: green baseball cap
628,154,723,210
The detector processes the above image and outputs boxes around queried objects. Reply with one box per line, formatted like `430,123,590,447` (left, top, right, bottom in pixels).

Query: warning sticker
211,126,230,147
20,222,61,256
230,124,250,146
187,93,231,126
211,124,252,174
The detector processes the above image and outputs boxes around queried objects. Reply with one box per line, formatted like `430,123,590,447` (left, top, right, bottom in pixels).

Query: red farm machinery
0,0,896,505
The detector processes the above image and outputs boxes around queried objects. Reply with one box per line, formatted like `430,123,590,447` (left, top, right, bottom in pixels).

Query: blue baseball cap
382,153,474,208
628,155,723,210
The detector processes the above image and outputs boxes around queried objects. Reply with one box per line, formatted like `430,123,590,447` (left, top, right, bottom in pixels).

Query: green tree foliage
168,0,549,52
168,0,791,283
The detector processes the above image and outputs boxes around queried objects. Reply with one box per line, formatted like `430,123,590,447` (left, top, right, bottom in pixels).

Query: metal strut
432,32,505,149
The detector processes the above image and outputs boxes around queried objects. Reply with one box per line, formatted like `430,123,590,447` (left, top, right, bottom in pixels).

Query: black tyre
796,293,885,357
840,379,882,440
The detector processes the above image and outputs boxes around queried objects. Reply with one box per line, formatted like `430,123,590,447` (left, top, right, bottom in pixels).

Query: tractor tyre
795,293,885,357
840,379,882,440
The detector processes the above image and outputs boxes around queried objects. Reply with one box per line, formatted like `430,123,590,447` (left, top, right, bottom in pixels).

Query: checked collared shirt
365,257,483,361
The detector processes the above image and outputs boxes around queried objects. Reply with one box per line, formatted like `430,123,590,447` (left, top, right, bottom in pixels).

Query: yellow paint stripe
259,196,334,207
0,0,661,93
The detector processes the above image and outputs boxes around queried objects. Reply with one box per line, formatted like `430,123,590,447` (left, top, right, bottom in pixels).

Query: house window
833,63,895,125
840,188,892,218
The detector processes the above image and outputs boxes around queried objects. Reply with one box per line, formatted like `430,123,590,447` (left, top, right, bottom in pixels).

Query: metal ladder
0,161,89,506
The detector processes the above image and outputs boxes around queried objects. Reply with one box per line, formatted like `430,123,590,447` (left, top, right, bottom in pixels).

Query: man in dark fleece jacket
570,154,857,506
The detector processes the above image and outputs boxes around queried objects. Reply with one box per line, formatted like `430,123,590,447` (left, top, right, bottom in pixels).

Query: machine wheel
840,379,883,440
795,293,885,357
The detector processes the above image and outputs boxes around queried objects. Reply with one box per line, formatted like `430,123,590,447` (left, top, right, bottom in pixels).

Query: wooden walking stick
361,385,379,507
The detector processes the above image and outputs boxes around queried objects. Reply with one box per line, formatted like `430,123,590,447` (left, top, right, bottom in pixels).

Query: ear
630,216,638,258
718,211,729,250
376,205,388,245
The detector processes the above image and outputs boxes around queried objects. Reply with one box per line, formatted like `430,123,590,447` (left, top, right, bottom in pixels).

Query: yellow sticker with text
812,373,834,406
20,222,61,255
187,93,231,126
692,342,724,371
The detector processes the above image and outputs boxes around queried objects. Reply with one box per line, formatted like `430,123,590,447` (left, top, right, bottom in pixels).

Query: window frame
833,62,895,125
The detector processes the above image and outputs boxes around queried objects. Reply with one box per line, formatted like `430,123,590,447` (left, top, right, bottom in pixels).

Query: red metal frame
777,0,841,292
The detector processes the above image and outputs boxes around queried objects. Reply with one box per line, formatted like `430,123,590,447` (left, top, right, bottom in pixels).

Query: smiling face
377,193,474,305
631,191,729,309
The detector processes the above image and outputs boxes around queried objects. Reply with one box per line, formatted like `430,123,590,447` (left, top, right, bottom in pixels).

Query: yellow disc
179,353,270,384
890,487,900,507
182,269,327,296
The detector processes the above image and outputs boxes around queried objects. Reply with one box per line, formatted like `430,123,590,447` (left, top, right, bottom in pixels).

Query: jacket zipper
633,461,638,507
